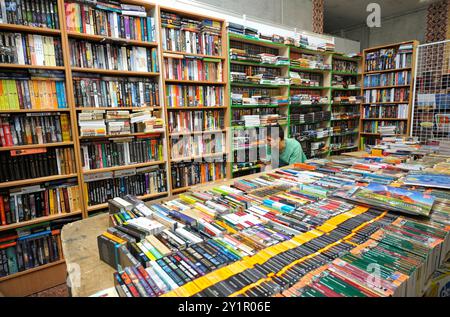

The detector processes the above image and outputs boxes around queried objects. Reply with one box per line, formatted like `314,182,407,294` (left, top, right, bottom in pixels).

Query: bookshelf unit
63,0,170,213
288,46,333,159
228,33,290,177
360,41,419,150
329,53,362,155
0,0,83,296
159,6,230,193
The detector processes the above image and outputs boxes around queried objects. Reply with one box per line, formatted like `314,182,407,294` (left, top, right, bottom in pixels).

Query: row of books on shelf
0,181,81,226
0,147,76,182
291,94,328,105
0,32,63,66
78,110,164,137
161,12,222,56
84,166,167,206
165,85,223,108
0,223,66,277
291,126,332,141
231,107,278,120
0,72,67,110
80,135,164,171
170,134,225,160
332,60,358,73
69,40,159,72
73,75,160,109
290,111,331,125
290,52,329,70
230,48,289,66
0,113,71,147
234,114,286,128
364,88,409,103
167,110,224,134
331,75,358,89
64,2,157,42
290,71,322,87
0,0,60,29
362,120,407,135
163,55,223,82
364,71,411,87
231,72,290,86
365,44,413,72
331,111,360,120
231,94,289,106
362,104,409,119
98,150,450,297
171,162,226,190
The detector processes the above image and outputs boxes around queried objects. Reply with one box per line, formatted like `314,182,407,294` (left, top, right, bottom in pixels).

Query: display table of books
64,150,450,297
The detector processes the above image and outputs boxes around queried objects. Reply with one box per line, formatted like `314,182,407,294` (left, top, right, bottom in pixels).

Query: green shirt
279,138,307,166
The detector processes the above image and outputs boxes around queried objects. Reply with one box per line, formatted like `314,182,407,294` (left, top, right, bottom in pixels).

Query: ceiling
324,0,439,33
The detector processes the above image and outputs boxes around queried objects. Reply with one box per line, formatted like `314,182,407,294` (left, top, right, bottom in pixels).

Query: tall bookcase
288,46,333,159
330,53,362,155
360,41,419,150
0,0,83,296
228,33,289,177
158,6,230,194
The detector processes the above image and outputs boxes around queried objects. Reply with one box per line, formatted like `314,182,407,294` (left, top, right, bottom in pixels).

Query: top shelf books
160,10,222,56
365,43,414,72
0,0,60,29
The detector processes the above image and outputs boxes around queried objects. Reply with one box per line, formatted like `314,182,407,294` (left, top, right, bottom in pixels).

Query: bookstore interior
0,0,450,302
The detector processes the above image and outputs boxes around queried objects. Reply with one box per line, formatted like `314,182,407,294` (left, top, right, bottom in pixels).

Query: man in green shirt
267,126,307,167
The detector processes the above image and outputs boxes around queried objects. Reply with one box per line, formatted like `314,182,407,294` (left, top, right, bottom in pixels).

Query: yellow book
136,242,156,261
49,188,55,215
60,114,71,141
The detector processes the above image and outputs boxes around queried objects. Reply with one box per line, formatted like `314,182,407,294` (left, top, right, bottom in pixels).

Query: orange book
136,18,141,42
33,80,40,109
0,241,17,249
0,196,6,225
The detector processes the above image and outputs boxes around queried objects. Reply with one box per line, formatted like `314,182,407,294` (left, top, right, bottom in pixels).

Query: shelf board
231,104,281,108
83,161,165,175
231,60,286,68
171,152,226,163
228,33,286,48
0,259,65,283
0,24,61,35
291,85,329,90
0,64,64,70
0,141,74,152
232,124,287,130
79,131,165,139
67,32,158,47
170,129,226,137
289,46,331,55
232,164,264,173
231,82,288,88
330,131,359,137
331,117,360,121
87,192,168,212
332,54,361,62
165,79,226,85
361,118,408,121
363,85,410,90
330,87,360,91
0,211,82,233
0,109,71,113
331,103,361,106
290,103,330,107
331,71,360,76
75,107,162,111
166,106,227,110
163,50,225,60
289,66,328,73
364,68,411,75
362,101,408,105
71,67,159,77
0,174,78,189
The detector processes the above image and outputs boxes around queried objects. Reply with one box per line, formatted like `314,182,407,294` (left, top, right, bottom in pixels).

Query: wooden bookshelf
0,141,74,152
0,23,62,35
228,31,290,177
0,174,78,189
67,31,158,47
159,6,230,193
71,67,159,77
359,40,419,150
0,211,83,233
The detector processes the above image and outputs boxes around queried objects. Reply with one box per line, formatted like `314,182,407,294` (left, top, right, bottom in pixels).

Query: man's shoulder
286,138,301,149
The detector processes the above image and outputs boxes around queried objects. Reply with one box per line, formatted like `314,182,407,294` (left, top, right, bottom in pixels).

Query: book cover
403,173,450,190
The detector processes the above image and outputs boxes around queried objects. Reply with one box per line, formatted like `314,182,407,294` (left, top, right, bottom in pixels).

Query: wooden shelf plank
165,79,226,85
291,85,329,90
361,118,408,121
0,141,74,152
79,131,165,139
83,161,165,175
163,50,225,60
71,67,159,77
361,101,408,105
0,109,71,113
0,211,82,233
364,67,411,75
290,66,328,73
0,24,61,35
231,60,286,68
0,259,65,283
67,32,158,47
0,174,78,189
87,192,168,212
0,64,65,70
75,107,162,111
363,85,410,90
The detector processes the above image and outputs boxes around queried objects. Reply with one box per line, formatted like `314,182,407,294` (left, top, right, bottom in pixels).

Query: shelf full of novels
63,0,170,213
288,46,332,159
359,41,419,150
228,33,290,177
329,53,362,155
0,0,83,296
159,6,231,194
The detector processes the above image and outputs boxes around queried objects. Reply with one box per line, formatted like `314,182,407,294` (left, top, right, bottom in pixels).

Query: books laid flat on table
402,173,450,190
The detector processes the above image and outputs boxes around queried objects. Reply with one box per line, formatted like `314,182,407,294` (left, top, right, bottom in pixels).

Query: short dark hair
268,125,285,141
278,126,285,140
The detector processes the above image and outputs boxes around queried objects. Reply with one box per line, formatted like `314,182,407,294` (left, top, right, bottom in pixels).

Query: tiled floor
28,284,69,297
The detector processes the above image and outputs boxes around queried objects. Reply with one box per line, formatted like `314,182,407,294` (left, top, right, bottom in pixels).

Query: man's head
267,125,285,149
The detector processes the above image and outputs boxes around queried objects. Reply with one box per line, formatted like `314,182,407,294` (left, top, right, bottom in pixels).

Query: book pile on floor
96,150,450,297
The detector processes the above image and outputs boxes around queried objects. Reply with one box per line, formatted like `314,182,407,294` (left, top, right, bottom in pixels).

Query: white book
120,46,128,71
0,0,7,24
34,35,45,66
15,33,25,64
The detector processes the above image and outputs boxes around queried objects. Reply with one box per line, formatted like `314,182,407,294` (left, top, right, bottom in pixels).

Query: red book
0,196,6,225
120,271,141,297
